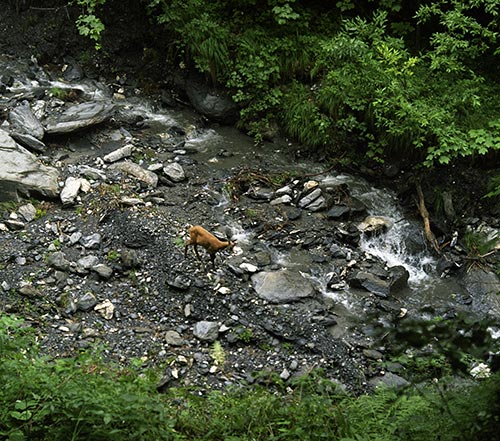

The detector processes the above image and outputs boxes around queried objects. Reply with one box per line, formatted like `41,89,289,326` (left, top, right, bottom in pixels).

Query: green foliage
1,313,500,440
209,340,226,367
72,0,106,50
463,227,499,259
106,249,121,262
484,173,500,199
70,0,500,168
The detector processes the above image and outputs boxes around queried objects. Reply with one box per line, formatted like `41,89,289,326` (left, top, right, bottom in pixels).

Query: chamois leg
193,244,202,260
210,253,216,268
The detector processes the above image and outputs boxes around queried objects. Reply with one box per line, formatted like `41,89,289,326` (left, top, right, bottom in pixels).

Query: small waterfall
323,174,436,287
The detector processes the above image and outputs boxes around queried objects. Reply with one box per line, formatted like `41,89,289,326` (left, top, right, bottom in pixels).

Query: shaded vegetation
1,314,500,440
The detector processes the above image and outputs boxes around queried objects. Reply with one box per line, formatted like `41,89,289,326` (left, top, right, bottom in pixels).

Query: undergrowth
1,314,499,440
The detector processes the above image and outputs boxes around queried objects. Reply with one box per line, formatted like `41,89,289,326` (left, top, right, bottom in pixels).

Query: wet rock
103,144,133,163
326,205,350,219
44,102,115,134
163,162,186,182
9,100,44,140
193,321,219,342
251,269,315,303
185,77,238,125
389,266,409,293
350,271,390,297
0,129,60,201
109,161,159,187
461,269,500,317
357,216,393,236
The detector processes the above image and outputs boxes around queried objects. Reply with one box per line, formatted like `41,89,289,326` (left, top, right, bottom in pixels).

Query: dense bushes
1,314,500,440
73,0,500,175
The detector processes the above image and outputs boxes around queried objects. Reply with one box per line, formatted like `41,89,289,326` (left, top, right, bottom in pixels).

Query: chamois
184,225,235,267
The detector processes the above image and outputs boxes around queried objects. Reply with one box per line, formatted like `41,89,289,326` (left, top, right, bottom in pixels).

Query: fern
210,340,226,368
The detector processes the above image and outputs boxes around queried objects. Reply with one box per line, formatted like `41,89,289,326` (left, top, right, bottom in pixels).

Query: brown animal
184,225,235,267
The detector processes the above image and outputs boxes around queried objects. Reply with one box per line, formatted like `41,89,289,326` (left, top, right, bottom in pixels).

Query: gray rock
77,255,99,271
109,161,158,187
163,162,186,182
251,269,315,303
81,233,102,249
461,269,500,317
44,102,115,134
69,232,83,245
0,129,60,201
10,133,46,153
48,251,71,271
103,144,133,163
165,330,186,346
350,271,390,297
370,372,410,390
305,195,326,211
17,203,37,222
77,292,98,311
92,264,114,280
270,195,292,205
193,321,219,342
185,78,238,124
9,101,44,140
121,249,140,269
167,275,191,290
78,165,107,181
298,188,322,209
60,176,82,206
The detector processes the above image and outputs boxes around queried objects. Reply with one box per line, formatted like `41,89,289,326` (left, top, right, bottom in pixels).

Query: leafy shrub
2,313,500,440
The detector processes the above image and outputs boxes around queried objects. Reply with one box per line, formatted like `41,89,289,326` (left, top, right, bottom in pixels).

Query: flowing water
5,63,465,313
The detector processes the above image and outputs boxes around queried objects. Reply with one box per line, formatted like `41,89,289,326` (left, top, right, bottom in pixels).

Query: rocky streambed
1,56,500,394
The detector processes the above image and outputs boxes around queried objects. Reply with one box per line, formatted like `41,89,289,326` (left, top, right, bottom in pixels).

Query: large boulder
251,269,315,303
44,102,115,134
0,129,60,201
185,77,238,125
461,269,500,318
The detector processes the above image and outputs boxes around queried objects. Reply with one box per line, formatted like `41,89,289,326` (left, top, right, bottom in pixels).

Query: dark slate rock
389,265,410,293
326,205,350,219
44,102,115,134
350,271,390,297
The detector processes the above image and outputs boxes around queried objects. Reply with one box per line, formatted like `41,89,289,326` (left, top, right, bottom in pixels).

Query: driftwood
416,183,441,254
